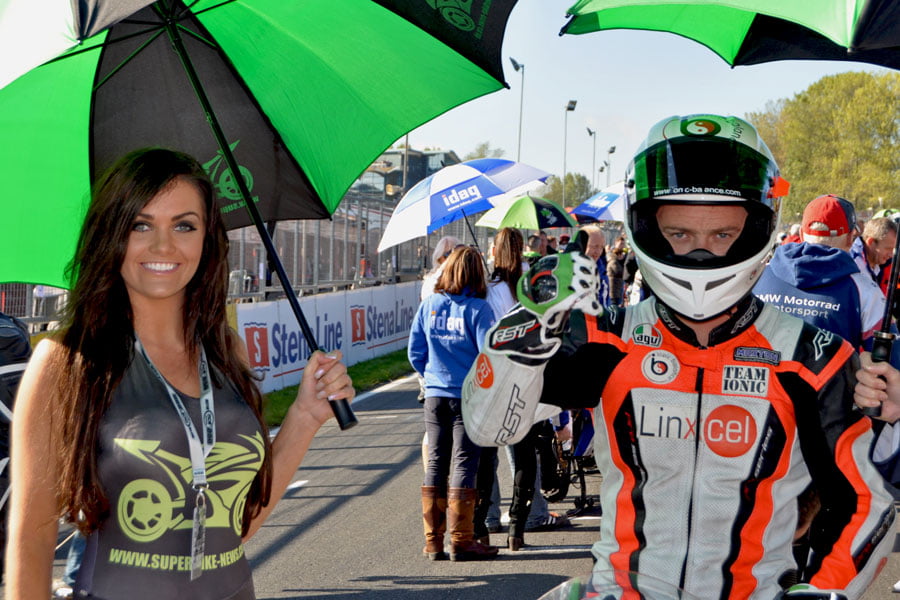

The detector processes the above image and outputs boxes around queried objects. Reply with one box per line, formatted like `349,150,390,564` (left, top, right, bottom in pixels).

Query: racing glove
517,251,602,330
462,251,602,447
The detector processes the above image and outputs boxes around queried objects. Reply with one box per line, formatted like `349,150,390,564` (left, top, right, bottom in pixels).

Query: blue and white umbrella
571,181,626,223
377,158,550,252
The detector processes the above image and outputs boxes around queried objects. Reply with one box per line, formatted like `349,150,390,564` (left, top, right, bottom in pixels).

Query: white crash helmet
624,114,789,321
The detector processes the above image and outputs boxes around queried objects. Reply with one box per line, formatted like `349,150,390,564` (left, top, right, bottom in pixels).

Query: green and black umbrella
562,0,900,70
0,0,518,428
474,195,577,230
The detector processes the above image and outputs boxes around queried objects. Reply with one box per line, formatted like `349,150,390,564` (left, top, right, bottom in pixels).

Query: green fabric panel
502,196,543,229
195,0,502,214
566,0,857,48
0,37,102,288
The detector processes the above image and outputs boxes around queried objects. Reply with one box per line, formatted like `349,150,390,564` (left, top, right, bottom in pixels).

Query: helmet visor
631,137,778,208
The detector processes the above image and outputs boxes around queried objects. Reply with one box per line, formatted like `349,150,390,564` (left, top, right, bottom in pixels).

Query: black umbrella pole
166,21,357,429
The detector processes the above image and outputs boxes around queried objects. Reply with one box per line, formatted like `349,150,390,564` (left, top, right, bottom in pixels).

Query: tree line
747,70,900,225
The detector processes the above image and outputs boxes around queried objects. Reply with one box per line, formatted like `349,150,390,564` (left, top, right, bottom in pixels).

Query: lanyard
135,337,214,580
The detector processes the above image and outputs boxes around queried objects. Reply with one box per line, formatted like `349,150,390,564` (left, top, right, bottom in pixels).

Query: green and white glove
517,251,603,332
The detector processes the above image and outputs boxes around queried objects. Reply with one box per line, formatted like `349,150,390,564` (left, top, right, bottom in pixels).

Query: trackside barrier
235,281,422,393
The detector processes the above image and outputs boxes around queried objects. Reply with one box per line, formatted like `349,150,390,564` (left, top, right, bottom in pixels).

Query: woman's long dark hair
491,227,524,297
52,148,272,536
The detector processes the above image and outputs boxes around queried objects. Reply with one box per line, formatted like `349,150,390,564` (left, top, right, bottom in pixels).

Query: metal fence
0,194,499,330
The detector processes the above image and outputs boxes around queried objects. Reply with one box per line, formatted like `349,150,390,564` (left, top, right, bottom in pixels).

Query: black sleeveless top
75,352,265,599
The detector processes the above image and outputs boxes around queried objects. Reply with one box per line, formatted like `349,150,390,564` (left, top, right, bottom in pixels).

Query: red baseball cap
801,194,858,237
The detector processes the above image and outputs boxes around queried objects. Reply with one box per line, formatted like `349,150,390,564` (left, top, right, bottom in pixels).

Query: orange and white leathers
462,295,894,599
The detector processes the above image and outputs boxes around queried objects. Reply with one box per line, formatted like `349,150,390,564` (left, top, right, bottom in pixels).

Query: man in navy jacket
755,194,884,351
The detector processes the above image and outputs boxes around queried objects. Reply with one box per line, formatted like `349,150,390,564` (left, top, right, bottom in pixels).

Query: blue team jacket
754,242,865,347
408,291,495,399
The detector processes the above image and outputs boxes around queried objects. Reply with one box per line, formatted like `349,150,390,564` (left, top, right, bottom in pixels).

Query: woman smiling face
120,177,206,306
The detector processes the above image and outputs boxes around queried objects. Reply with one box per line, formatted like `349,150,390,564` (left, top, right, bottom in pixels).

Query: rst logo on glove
491,319,539,346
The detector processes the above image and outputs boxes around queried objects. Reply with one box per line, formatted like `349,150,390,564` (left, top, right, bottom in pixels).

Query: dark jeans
423,396,482,489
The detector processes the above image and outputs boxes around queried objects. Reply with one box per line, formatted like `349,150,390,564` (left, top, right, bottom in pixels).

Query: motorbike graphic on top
113,431,265,543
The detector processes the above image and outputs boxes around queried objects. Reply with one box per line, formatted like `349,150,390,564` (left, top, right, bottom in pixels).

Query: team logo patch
812,329,835,361
681,118,721,137
474,353,494,389
641,350,680,384
704,405,757,457
722,365,770,397
632,324,662,348
733,346,781,365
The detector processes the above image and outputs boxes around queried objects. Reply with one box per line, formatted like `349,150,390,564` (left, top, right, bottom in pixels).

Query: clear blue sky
407,0,884,191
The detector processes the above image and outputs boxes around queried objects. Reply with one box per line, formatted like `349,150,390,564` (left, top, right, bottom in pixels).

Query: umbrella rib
188,0,238,17
177,24,218,50
42,23,165,67
93,29,168,91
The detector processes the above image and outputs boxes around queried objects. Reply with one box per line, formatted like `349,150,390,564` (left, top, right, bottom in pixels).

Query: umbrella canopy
570,181,626,223
562,0,900,70
377,158,551,252
0,0,518,289
475,195,577,230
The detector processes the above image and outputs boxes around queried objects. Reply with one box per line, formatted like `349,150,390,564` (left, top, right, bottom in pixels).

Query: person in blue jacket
408,245,498,562
754,194,884,351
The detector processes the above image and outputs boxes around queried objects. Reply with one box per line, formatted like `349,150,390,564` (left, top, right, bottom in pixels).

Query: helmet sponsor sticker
632,324,662,348
641,350,680,384
474,353,493,389
681,118,721,137
704,405,757,457
722,365,770,397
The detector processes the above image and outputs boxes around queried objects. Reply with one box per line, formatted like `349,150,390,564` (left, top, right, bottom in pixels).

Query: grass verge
262,349,414,426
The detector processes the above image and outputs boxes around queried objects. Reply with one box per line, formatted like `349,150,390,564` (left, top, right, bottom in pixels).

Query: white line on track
351,373,418,404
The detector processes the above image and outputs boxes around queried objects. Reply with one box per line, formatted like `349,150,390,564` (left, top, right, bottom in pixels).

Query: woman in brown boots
408,246,499,562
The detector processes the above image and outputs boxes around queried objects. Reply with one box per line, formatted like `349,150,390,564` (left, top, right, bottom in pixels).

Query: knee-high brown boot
422,486,448,560
447,487,499,562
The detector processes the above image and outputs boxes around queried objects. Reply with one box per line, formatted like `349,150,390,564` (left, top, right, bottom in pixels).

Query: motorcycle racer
461,114,894,599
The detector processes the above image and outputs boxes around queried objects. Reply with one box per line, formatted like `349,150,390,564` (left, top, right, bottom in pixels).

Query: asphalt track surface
39,375,900,599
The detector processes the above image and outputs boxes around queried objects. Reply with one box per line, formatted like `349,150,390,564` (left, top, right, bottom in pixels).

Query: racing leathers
462,294,894,599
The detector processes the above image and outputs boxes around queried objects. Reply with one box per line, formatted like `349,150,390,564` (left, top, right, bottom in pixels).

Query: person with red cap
754,194,885,351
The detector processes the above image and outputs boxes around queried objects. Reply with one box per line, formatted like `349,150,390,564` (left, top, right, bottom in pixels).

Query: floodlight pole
587,128,597,190
510,57,525,162
606,145,616,188
563,100,577,207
